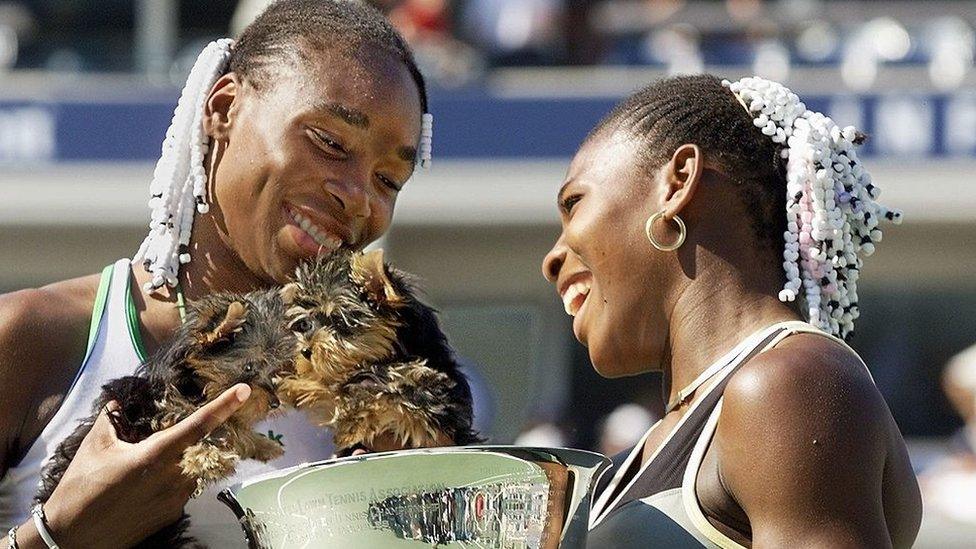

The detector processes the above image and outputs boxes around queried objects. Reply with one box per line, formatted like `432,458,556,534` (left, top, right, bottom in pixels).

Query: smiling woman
0,1,434,547
543,75,922,548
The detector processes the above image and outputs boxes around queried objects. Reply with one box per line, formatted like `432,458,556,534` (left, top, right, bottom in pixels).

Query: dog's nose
268,396,280,409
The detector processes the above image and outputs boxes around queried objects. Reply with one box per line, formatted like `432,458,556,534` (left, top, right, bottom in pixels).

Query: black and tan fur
35,290,296,548
280,250,481,452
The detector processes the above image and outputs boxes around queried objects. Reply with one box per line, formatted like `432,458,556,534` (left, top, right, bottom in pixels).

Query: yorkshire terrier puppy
36,290,296,548
279,250,482,454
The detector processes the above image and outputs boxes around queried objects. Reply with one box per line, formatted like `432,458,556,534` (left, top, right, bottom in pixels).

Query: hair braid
593,74,900,339
135,39,233,293
724,76,902,339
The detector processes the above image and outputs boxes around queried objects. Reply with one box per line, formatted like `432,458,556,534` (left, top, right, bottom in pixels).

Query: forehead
268,48,423,136
565,130,645,190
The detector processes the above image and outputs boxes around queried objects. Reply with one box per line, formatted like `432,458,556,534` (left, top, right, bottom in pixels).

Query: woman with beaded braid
543,75,921,547
0,1,434,547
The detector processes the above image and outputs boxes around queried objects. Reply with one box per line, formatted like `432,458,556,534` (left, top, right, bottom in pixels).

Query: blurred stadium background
1,0,975,544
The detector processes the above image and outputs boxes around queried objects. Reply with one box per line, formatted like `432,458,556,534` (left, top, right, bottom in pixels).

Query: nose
542,233,567,284
327,178,371,218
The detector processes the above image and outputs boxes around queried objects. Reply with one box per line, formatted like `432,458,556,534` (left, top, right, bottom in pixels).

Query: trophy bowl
218,446,611,548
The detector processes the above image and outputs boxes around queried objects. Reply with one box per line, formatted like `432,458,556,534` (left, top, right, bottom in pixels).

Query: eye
288,316,313,334
308,128,346,156
561,194,582,214
376,173,402,192
244,364,254,373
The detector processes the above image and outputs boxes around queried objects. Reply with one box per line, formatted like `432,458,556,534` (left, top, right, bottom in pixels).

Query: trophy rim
225,445,609,494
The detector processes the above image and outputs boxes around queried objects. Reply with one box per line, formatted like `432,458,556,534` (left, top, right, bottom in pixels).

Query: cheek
362,194,396,246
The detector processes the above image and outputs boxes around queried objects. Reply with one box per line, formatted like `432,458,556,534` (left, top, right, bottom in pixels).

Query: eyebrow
397,145,418,163
316,101,370,129
312,101,417,165
556,179,573,209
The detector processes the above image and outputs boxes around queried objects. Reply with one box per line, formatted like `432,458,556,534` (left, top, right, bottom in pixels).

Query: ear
203,73,242,141
351,250,402,307
661,144,704,221
280,282,299,306
199,300,247,345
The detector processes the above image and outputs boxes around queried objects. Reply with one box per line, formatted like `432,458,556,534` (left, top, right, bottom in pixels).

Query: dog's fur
35,290,296,548
36,250,480,547
279,250,481,452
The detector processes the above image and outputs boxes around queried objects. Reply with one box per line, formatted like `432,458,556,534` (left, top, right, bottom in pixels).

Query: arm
4,385,252,549
713,338,918,548
0,283,252,549
0,286,92,478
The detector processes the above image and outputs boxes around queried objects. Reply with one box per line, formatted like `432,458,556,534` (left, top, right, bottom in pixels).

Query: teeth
561,281,591,316
287,208,344,250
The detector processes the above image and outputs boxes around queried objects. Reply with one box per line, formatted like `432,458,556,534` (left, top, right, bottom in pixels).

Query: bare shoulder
0,274,101,472
717,333,890,473
723,333,883,427
713,333,920,547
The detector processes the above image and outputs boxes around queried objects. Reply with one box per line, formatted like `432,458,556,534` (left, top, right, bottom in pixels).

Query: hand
32,384,251,549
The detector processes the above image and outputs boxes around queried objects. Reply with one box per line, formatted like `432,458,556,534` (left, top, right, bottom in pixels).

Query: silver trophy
219,446,610,548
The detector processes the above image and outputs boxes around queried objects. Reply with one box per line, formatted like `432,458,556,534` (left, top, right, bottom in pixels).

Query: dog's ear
351,249,402,307
198,300,247,345
280,282,299,305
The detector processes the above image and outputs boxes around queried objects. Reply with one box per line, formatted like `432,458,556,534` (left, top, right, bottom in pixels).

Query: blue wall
1,89,972,163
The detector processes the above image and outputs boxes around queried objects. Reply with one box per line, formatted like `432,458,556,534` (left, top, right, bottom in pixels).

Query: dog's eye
244,364,254,373
289,316,313,333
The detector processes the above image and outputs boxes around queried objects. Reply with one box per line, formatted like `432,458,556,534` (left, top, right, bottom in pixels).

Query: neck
660,258,801,412
132,142,273,352
179,212,271,299
131,211,272,355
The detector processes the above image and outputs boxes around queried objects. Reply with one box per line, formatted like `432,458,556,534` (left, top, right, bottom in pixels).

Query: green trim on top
83,264,114,366
124,266,149,362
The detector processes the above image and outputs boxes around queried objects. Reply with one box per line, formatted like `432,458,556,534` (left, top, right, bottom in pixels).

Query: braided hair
594,74,901,340
136,0,430,293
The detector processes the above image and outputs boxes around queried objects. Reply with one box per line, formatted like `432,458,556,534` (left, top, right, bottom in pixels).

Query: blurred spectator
388,0,484,86
597,403,658,457
919,344,976,525
388,0,450,40
515,422,569,448
0,2,34,71
460,0,563,66
942,344,976,456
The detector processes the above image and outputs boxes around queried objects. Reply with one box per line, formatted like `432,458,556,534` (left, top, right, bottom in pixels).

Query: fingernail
235,384,252,403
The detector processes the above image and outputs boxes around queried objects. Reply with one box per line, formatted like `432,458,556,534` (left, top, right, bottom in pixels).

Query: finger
151,384,251,454
85,400,124,449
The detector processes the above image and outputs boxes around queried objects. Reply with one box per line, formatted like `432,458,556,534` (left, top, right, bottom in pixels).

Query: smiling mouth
561,280,591,316
285,205,345,250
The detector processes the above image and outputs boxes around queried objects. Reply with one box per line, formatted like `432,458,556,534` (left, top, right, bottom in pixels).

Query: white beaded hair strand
134,39,235,293
722,76,903,340
419,112,433,169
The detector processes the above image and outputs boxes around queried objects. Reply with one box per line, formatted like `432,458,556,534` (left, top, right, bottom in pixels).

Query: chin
588,347,647,379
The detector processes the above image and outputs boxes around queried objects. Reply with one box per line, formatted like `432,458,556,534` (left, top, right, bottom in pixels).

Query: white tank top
0,259,335,546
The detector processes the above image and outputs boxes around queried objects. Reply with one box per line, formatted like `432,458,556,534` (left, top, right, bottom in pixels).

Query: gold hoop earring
645,210,686,252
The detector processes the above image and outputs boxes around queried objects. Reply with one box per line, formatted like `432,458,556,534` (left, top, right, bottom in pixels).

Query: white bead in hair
721,76,902,339
135,38,234,293
419,112,433,169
